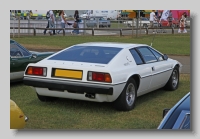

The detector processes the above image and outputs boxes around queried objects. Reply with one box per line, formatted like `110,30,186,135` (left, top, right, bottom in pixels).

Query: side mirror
163,54,168,60
32,54,37,59
163,108,170,118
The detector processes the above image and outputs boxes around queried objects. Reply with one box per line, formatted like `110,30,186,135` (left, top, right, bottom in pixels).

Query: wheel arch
174,63,181,73
129,74,141,91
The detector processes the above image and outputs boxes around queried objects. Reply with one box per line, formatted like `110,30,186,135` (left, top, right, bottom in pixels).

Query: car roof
73,42,149,49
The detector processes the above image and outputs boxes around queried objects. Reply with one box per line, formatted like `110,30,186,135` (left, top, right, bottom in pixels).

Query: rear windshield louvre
48,46,122,64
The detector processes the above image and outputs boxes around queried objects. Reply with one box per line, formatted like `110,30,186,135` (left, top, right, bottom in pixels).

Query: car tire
164,66,179,91
113,78,137,111
37,93,57,102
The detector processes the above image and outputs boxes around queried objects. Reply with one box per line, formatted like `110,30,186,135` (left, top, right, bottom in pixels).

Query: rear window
48,46,122,64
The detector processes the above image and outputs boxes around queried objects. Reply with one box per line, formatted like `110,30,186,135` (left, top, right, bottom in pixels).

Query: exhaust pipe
85,93,95,99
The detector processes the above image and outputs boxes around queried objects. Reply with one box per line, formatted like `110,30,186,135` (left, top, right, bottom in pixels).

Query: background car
10,99,28,129
10,39,54,82
123,17,150,28
157,92,190,129
23,42,182,111
185,17,190,27
86,17,111,28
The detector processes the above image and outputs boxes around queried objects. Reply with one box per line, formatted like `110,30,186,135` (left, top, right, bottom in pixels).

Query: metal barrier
10,18,190,37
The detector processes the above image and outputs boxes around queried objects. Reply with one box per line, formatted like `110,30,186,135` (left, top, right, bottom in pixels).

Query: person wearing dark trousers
43,10,50,35
71,10,80,35
43,20,49,35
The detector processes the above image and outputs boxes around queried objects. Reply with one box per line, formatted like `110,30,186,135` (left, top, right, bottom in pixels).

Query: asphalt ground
169,55,190,74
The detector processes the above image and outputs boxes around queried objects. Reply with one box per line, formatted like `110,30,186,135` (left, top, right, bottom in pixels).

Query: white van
80,10,121,20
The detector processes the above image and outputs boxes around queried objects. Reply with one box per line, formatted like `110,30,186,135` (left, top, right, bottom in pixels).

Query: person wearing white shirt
149,10,156,33
48,10,56,35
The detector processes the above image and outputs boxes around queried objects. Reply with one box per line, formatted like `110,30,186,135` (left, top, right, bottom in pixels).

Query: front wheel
164,66,179,91
113,78,137,111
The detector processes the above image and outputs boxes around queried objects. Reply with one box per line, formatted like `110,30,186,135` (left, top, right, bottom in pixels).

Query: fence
10,18,190,37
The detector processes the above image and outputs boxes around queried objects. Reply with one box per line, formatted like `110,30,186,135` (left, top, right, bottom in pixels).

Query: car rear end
23,45,126,102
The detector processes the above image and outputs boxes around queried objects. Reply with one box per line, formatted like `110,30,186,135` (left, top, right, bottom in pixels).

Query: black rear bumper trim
23,77,113,95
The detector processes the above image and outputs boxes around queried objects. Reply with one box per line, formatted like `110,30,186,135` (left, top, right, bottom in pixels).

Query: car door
129,48,153,95
137,46,172,91
88,18,96,27
148,47,173,89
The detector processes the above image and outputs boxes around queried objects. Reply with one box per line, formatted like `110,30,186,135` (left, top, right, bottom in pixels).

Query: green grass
10,74,190,129
11,34,190,55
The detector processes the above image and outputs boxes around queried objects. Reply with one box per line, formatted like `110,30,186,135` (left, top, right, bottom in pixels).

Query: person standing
149,10,156,33
57,10,68,34
43,10,50,35
167,10,173,27
181,12,187,27
71,10,80,35
48,10,56,35
178,19,185,33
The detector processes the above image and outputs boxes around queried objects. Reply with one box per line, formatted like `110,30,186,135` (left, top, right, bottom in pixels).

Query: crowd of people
149,10,188,34
43,10,81,35
42,10,189,35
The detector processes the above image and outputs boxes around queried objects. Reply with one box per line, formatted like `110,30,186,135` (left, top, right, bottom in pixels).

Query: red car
159,18,179,27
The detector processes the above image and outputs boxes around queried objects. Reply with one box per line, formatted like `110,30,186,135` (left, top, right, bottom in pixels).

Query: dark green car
10,39,54,82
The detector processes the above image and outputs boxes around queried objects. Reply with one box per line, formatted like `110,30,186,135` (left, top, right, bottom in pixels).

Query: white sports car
23,42,182,111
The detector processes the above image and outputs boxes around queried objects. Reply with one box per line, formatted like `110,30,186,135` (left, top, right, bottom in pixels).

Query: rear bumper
23,77,113,95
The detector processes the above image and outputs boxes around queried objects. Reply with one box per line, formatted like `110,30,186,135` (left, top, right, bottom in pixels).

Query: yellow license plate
54,69,83,79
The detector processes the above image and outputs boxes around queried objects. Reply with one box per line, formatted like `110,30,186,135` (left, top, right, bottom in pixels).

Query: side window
10,43,23,57
129,49,144,65
137,47,157,63
16,44,31,56
172,110,190,129
149,48,164,61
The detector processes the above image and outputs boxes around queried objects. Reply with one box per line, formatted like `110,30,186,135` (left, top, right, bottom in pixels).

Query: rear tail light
25,66,47,76
88,71,112,83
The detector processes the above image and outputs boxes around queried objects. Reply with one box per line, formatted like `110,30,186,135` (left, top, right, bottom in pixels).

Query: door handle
152,67,155,71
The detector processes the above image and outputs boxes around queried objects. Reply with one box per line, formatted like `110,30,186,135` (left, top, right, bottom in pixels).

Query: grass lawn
10,74,190,129
11,34,190,55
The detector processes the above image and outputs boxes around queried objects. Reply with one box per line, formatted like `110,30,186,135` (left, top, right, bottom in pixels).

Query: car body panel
10,40,54,82
10,99,28,129
86,17,111,27
23,42,182,104
157,92,190,129
123,17,150,27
